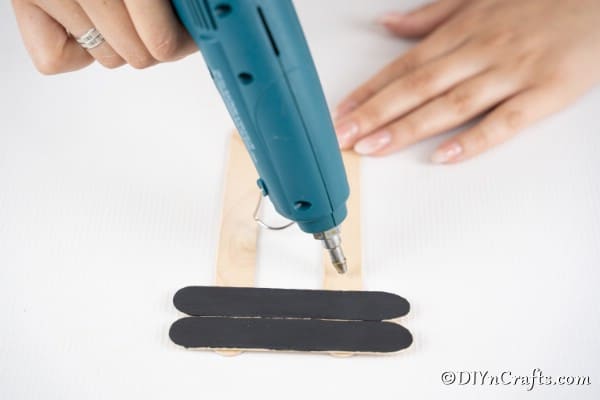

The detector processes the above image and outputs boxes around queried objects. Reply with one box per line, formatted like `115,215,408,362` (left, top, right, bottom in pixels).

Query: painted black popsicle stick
169,316,413,353
173,286,410,321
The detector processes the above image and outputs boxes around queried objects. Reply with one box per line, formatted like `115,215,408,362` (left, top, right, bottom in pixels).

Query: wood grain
214,134,259,287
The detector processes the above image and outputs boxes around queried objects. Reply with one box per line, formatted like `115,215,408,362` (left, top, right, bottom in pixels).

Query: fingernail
335,120,359,147
377,12,405,25
335,100,358,120
354,131,392,155
431,142,463,164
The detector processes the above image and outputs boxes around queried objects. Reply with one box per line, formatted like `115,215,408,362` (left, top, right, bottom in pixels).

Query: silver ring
76,28,105,50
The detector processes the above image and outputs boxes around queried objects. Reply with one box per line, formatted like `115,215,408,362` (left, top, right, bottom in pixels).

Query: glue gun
171,0,350,273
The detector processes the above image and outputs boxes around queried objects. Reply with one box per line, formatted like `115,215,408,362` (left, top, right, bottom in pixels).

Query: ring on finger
76,28,105,49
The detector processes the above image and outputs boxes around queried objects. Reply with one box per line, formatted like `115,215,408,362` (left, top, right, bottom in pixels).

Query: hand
334,0,600,163
12,0,197,74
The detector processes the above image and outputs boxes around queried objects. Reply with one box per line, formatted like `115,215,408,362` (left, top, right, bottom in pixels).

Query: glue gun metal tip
314,226,348,274
332,258,348,274
328,246,348,274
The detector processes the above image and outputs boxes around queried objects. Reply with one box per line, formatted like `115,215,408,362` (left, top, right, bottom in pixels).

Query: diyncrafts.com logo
441,368,591,391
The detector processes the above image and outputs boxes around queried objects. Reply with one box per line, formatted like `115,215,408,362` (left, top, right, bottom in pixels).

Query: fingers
379,0,465,38
335,20,470,118
123,0,196,62
431,86,566,164
12,1,93,74
15,0,197,73
336,41,488,150
334,49,423,118
78,0,155,69
353,69,523,156
38,0,125,69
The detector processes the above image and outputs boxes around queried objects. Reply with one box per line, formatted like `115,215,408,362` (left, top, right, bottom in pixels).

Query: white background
1,0,599,399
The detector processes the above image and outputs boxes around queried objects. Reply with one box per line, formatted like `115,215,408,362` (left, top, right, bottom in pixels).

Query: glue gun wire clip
252,193,296,231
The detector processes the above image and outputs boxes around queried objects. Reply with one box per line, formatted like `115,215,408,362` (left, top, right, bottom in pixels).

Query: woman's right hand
334,0,600,163
12,0,197,74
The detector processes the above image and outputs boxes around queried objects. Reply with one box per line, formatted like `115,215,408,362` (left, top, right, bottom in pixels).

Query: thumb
378,0,464,38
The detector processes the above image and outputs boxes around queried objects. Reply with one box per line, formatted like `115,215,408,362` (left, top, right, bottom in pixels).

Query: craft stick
212,134,260,356
214,134,259,287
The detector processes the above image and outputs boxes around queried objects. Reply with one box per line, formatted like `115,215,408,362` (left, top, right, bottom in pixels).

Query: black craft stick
173,286,410,321
169,317,413,353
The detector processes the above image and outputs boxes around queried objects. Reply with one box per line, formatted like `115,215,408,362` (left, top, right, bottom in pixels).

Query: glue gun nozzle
330,249,348,274
326,243,348,275
314,227,348,275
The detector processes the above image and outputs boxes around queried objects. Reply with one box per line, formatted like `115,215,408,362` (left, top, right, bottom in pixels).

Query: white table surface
1,1,599,399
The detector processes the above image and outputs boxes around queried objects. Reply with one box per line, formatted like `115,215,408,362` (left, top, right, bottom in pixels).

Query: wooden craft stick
212,134,260,356
323,151,362,291
214,134,259,287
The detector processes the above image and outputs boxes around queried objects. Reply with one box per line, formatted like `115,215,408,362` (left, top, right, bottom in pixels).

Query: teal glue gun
171,0,350,273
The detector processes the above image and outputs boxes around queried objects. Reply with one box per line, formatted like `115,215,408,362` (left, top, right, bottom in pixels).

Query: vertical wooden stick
214,135,258,287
